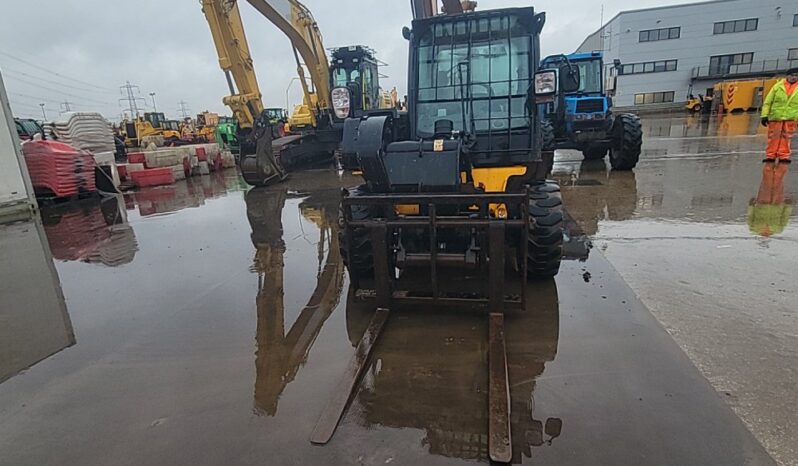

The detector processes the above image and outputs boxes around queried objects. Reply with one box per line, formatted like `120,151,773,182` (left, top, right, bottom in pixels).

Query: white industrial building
576,0,798,108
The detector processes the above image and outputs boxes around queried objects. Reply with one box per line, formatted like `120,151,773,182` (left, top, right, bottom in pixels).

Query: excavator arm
202,0,287,185
246,0,331,127
201,0,264,129
201,0,337,186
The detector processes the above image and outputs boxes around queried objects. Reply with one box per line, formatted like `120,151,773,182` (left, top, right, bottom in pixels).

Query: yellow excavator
201,0,397,186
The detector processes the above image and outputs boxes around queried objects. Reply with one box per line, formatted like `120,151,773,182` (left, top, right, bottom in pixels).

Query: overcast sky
0,0,698,122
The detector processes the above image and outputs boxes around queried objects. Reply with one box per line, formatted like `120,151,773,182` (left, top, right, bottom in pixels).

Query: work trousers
766,120,796,161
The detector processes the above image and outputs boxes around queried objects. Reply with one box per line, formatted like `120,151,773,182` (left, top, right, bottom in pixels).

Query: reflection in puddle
748,163,792,238
244,177,564,463
246,186,345,416
130,171,245,217
556,160,638,259
41,195,138,266
345,278,561,463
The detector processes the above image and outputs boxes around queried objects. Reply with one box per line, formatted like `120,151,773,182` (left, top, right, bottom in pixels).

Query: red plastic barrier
195,147,207,162
128,152,145,164
22,140,97,198
130,168,174,187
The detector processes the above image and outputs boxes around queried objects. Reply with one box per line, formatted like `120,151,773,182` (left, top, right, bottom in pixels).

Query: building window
620,60,678,75
634,91,675,105
789,48,798,61
713,18,758,34
793,14,798,26
639,27,680,42
709,52,753,74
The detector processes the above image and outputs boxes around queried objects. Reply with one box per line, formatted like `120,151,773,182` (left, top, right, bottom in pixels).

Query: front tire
609,113,642,171
338,186,374,287
526,181,564,278
541,119,556,174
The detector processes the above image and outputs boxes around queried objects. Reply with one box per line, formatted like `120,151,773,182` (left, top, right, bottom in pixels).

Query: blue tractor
539,52,642,170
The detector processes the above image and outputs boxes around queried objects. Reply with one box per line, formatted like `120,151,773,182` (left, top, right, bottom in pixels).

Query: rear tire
582,146,608,160
338,186,374,287
609,114,642,171
526,181,563,278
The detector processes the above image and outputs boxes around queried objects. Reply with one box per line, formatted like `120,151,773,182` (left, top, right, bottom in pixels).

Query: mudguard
355,115,393,192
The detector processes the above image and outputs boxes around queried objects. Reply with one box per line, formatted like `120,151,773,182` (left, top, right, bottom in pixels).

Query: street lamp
149,92,157,113
39,103,47,121
285,77,300,113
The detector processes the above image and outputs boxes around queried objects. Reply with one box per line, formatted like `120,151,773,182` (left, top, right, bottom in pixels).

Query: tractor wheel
609,113,642,171
582,146,608,160
338,186,374,287
541,119,556,174
541,119,555,151
692,104,702,112
525,181,564,279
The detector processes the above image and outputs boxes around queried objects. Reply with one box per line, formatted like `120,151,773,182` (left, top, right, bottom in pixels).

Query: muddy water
0,116,780,465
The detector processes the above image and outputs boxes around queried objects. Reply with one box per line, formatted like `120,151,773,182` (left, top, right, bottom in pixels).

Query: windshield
16,119,41,136
332,66,360,87
265,109,284,120
572,59,602,94
415,15,532,138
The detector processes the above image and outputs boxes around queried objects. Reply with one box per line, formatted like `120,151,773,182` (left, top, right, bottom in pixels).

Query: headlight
331,87,351,119
534,71,556,95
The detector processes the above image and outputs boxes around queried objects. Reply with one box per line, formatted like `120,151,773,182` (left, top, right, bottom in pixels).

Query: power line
9,92,64,105
0,49,117,92
8,100,45,111
3,75,115,106
0,67,117,95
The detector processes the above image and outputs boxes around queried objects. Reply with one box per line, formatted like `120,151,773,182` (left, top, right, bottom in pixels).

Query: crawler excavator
201,0,396,186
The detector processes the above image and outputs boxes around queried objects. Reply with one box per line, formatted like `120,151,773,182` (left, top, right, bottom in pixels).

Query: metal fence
692,59,798,79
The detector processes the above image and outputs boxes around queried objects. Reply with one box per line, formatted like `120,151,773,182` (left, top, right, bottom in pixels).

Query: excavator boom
201,0,264,129
245,0,331,123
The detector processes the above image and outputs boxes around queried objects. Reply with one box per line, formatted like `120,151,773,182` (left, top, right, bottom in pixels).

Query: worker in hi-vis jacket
761,68,798,163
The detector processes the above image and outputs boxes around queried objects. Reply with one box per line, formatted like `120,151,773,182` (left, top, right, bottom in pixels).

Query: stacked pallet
22,140,97,198
51,112,115,154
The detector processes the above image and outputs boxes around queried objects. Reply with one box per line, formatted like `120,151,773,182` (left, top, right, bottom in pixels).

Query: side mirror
402,26,411,41
560,64,580,93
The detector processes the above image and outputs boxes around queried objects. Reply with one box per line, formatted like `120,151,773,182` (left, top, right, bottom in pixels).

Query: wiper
457,61,476,147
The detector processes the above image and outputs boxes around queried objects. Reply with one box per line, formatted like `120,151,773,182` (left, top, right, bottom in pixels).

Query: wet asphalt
0,113,794,465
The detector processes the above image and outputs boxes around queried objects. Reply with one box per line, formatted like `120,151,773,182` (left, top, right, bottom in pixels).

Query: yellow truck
713,78,779,113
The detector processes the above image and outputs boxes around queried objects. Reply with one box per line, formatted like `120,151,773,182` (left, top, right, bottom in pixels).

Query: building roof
575,0,739,52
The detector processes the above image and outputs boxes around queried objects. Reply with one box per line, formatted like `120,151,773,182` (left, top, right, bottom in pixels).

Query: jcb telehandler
339,7,578,287
314,5,580,462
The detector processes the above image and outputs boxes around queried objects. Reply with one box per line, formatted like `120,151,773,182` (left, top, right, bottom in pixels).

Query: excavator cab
144,112,166,129
330,46,383,120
